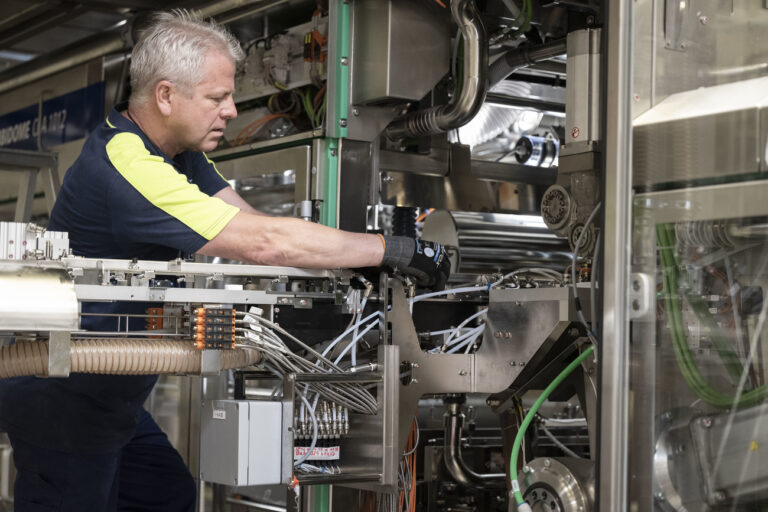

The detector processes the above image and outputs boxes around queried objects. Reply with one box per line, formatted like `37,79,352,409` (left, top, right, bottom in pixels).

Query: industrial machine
0,0,767,511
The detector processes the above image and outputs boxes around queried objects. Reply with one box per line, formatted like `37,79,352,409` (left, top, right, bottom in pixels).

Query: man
0,10,449,511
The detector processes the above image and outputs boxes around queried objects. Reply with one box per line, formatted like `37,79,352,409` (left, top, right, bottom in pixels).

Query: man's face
171,50,237,153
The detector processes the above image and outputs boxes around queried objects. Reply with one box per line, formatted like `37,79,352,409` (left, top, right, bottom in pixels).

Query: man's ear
155,80,174,116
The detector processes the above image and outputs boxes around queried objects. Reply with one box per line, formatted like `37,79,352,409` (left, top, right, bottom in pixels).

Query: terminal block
193,307,236,350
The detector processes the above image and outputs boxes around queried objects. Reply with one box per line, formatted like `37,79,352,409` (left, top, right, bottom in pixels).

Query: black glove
380,236,451,291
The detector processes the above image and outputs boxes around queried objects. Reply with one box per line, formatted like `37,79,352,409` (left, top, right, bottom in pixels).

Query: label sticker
294,446,340,461
213,409,226,420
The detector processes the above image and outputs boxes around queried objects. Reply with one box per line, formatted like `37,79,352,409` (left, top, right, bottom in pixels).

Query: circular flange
519,457,594,512
540,185,572,231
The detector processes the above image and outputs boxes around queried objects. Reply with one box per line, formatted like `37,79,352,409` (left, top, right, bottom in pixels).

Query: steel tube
598,0,634,510
489,38,567,87
443,401,505,488
422,211,572,273
384,0,488,139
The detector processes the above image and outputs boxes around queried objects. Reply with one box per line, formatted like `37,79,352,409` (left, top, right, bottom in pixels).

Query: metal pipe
489,39,567,87
385,0,488,139
0,0,279,95
443,399,505,488
598,0,633,510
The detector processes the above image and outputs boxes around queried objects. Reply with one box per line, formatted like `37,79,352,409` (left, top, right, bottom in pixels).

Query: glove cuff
381,236,414,268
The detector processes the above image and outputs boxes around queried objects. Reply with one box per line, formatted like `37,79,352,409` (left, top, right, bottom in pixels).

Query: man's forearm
198,211,385,268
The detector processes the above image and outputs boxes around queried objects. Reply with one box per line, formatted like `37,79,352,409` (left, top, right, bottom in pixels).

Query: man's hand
380,236,451,290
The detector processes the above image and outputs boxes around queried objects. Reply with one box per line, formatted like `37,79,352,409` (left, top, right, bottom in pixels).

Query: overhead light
0,50,36,62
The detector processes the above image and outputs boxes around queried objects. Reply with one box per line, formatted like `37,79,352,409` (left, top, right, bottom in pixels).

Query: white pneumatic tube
0,339,261,378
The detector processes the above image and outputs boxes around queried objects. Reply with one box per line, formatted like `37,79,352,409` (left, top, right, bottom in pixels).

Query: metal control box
200,400,283,487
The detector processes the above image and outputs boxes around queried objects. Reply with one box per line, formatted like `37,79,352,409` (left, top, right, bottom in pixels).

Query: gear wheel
540,185,571,231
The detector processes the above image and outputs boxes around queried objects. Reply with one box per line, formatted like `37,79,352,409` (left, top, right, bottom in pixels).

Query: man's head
129,10,244,153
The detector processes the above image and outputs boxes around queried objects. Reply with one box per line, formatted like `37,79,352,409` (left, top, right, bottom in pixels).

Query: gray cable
540,424,582,459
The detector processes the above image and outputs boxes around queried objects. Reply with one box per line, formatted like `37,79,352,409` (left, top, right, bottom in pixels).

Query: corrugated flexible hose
0,339,261,378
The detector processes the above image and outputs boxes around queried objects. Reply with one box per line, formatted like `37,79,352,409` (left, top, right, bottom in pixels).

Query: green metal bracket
319,138,339,228
329,0,350,139
317,0,350,228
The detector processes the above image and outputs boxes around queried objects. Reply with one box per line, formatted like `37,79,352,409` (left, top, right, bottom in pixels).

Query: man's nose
221,97,237,119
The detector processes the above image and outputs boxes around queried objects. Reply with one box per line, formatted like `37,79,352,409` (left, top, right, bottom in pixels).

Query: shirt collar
107,102,139,134
107,102,181,166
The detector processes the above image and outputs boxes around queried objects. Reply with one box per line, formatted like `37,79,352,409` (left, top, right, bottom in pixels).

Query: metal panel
213,145,312,204
565,29,601,147
200,400,250,486
632,76,768,186
338,139,373,233
338,345,399,491
652,0,768,101
351,0,449,104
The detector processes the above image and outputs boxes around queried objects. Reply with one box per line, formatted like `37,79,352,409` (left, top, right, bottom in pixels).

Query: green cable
509,345,595,507
657,224,768,408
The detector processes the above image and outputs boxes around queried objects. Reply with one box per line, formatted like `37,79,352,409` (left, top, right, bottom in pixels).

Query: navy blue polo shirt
0,104,239,452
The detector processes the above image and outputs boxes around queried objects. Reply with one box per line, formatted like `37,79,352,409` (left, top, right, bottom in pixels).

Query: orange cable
233,113,291,146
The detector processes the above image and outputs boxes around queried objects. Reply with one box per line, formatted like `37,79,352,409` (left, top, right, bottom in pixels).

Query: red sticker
571,127,581,139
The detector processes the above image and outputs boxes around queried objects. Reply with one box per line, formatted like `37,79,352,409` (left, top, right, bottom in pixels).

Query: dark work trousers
9,408,196,512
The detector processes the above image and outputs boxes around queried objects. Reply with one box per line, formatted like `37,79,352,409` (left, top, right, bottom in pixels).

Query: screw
713,490,726,503
699,14,709,25
330,149,337,157
632,299,640,311
459,370,467,376
340,57,349,66
352,107,360,116
509,361,517,366
543,459,551,468
633,280,641,292
661,411,673,422
412,362,420,369
339,118,348,127
701,417,713,428
411,378,419,384
522,465,530,473
655,492,665,502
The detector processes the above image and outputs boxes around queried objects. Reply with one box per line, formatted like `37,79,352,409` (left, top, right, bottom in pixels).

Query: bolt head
702,417,713,428
543,458,551,467
352,107,360,116
713,490,726,503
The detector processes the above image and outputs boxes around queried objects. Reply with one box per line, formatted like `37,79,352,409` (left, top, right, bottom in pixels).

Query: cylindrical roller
0,339,261,378
422,210,571,274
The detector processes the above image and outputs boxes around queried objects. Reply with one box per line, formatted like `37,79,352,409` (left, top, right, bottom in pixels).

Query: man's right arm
197,211,385,269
